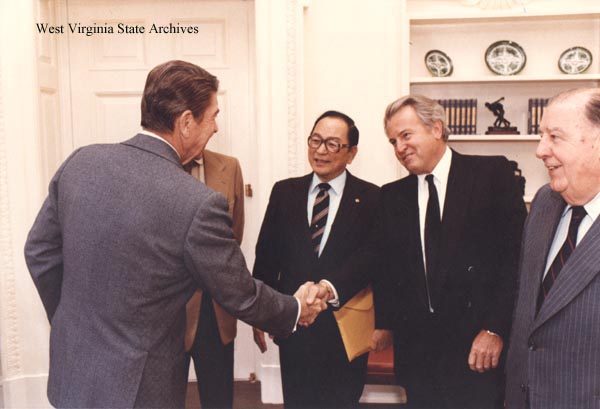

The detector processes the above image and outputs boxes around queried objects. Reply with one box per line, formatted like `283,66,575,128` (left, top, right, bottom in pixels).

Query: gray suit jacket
24,134,298,409
506,184,600,409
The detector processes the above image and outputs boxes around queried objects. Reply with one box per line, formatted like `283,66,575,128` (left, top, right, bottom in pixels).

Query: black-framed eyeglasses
307,135,352,153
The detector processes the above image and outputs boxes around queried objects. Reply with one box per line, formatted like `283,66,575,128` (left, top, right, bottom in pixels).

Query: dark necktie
425,174,441,293
537,205,587,311
183,161,195,174
310,183,331,255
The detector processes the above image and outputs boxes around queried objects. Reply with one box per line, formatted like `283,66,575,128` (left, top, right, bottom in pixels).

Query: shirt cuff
320,279,340,308
293,297,301,332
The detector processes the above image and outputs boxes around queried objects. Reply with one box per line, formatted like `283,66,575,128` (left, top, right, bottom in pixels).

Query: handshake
253,280,334,353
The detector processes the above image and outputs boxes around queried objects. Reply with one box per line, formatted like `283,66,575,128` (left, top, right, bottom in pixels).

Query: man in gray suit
24,60,326,408
506,87,600,408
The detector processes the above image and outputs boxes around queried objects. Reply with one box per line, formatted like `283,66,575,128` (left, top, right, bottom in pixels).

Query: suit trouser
395,316,504,409
188,294,234,409
278,313,368,409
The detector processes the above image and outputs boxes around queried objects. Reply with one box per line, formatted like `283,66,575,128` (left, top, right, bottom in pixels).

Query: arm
482,157,527,338
252,184,282,288
23,152,81,321
469,157,527,371
184,191,297,338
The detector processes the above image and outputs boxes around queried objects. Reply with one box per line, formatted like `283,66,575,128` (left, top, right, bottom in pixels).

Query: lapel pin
355,198,360,203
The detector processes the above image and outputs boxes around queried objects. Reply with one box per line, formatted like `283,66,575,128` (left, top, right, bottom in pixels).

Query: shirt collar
417,145,452,184
309,170,347,196
139,129,180,159
562,190,600,222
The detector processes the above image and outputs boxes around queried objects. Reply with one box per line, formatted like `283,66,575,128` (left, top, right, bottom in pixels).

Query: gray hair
383,94,450,141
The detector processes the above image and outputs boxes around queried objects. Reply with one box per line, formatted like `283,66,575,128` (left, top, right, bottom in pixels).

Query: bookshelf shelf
411,74,600,84
403,1,600,201
449,135,540,142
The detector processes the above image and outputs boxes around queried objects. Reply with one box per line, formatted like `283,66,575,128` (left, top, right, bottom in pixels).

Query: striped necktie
310,183,331,255
537,205,586,312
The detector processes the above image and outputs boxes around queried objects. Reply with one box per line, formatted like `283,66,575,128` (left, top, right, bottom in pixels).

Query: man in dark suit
184,149,244,408
506,88,600,409
252,111,380,408
345,95,526,409
23,60,326,408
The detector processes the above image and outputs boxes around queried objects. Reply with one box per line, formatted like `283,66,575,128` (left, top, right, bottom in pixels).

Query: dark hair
310,110,359,146
141,60,219,133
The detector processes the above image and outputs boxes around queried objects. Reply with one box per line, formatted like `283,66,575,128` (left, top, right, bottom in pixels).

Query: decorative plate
558,46,592,74
425,50,453,77
485,40,527,75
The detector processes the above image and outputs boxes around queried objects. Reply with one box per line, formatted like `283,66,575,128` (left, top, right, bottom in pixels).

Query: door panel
66,0,257,381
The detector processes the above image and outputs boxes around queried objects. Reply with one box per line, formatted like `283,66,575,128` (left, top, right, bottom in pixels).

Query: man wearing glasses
252,111,380,408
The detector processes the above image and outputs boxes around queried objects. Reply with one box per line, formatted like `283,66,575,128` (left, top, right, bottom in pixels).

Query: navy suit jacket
333,151,526,381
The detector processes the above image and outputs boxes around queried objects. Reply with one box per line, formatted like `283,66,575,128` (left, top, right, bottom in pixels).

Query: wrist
318,281,334,301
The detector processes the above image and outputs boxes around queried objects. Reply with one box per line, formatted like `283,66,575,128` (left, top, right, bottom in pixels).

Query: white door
65,0,258,380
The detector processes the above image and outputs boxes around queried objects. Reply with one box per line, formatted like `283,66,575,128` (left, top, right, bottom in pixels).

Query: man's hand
252,328,268,353
294,281,328,327
468,329,504,373
370,329,393,353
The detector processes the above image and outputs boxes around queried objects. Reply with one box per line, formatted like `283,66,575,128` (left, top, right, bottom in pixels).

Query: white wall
303,0,404,186
0,1,53,408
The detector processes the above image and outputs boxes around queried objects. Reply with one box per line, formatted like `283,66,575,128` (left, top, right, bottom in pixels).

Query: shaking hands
252,280,333,353
295,280,332,327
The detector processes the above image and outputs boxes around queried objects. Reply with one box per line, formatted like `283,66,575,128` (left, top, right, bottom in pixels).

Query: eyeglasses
307,135,352,153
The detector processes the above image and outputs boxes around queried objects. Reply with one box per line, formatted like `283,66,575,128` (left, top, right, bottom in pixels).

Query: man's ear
177,110,194,137
346,146,358,165
431,120,444,140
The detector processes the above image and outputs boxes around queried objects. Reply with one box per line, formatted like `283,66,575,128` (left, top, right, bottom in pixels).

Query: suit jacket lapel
432,151,473,301
291,174,314,251
392,175,430,308
320,172,361,259
535,200,600,329
203,150,227,191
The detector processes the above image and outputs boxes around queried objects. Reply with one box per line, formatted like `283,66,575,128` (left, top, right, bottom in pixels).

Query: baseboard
360,384,406,404
1,374,51,408
257,364,283,404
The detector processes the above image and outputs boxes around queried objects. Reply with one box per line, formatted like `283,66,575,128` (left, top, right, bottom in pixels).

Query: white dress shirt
543,191,600,278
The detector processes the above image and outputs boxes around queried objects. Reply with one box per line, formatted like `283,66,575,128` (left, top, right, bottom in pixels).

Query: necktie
425,174,441,295
537,205,587,311
183,162,195,174
310,183,331,255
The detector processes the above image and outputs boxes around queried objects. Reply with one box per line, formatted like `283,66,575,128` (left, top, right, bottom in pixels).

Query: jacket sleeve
482,157,527,339
183,191,297,338
24,149,82,321
252,184,282,288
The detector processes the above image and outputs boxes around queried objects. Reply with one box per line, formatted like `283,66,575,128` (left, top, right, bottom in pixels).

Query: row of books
436,99,478,135
527,98,549,135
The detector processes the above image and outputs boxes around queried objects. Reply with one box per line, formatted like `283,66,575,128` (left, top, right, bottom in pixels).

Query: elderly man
24,60,325,408
331,95,526,409
252,111,380,408
506,88,600,409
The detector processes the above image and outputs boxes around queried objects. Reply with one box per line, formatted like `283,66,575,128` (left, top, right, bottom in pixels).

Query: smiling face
307,116,357,182
385,105,446,175
536,92,600,205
